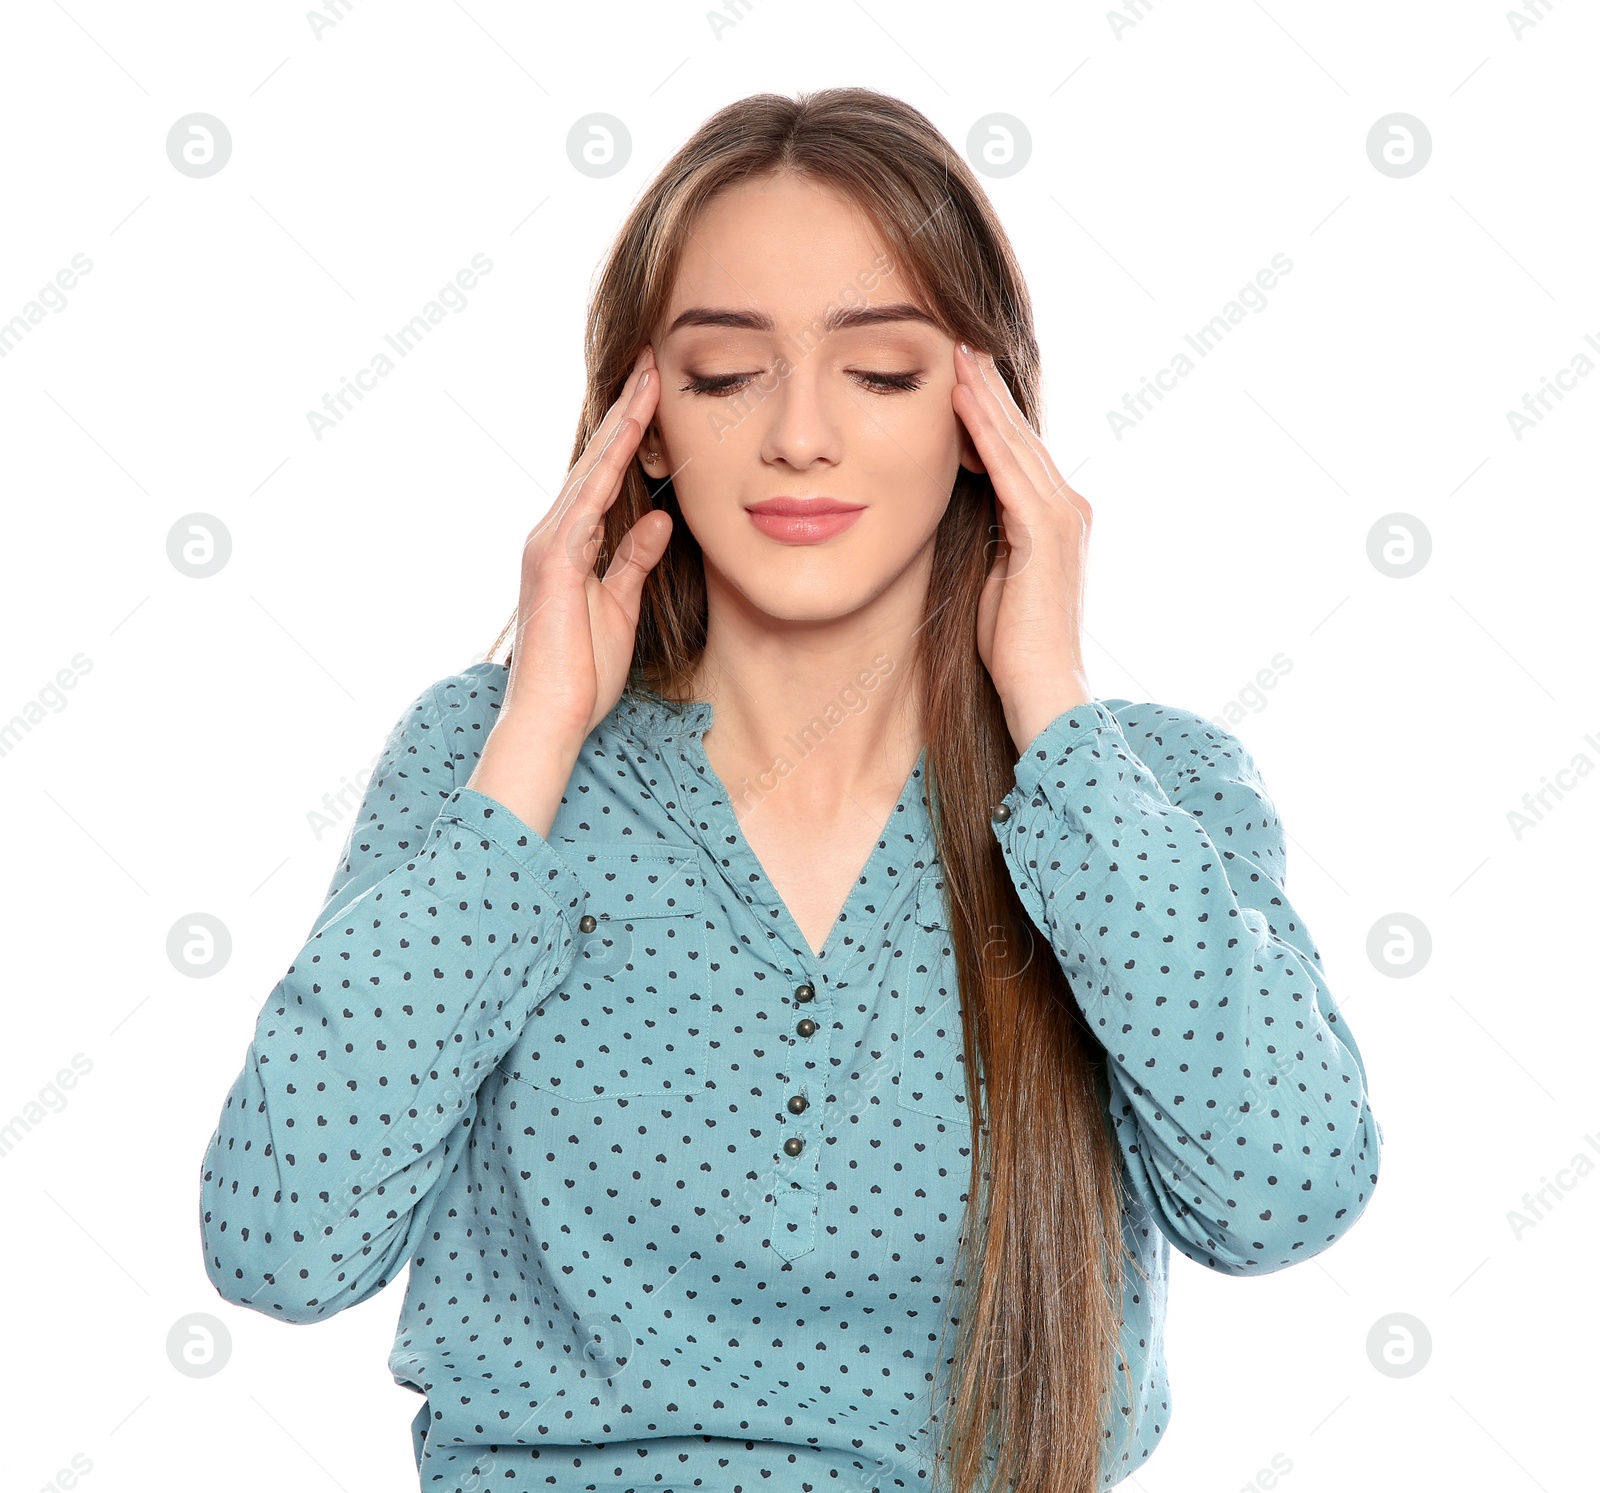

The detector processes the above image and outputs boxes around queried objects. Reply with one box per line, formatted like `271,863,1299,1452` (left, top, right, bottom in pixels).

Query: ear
957,424,986,477
638,423,666,478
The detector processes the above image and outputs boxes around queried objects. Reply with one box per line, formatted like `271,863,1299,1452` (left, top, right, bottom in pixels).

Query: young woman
199,88,1381,1493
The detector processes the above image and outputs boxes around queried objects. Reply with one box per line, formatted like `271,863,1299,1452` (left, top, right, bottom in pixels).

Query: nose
758,362,844,471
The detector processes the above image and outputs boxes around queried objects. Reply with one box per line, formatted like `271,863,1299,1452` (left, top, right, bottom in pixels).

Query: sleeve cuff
1003,700,1124,808
434,786,590,926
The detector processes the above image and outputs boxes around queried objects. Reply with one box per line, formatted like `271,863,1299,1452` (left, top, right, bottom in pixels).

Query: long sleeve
991,698,1381,1274
197,675,591,1324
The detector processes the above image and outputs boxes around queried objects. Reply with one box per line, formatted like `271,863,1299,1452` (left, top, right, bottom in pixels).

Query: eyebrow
664,301,940,336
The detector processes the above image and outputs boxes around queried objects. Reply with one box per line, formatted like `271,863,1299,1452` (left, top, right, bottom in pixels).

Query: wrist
486,707,590,763
465,722,584,842
1003,675,1093,759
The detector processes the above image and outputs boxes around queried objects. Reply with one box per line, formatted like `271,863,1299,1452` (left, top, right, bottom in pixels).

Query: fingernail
639,370,650,390
958,341,973,359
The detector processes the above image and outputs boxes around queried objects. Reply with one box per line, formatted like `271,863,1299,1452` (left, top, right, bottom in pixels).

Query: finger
971,348,1062,488
954,343,1057,497
599,508,673,616
555,351,658,506
592,344,659,454
525,347,661,578
952,377,1046,515
541,415,644,579
532,383,656,573
574,410,646,530
957,345,1093,519
574,368,654,486
555,364,660,524
958,348,1091,520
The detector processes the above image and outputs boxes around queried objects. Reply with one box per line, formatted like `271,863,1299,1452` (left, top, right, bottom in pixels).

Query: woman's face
642,172,983,626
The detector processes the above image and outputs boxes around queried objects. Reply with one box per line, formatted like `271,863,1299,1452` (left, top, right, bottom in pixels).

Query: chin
707,550,881,619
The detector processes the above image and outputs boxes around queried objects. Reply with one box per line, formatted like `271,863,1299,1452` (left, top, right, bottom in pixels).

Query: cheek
853,406,960,539
657,399,703,451
655,407,751,531
662,399,759,461
864,394,963,473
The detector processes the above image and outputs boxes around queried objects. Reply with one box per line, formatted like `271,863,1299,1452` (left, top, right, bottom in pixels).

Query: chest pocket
498,843,710,1103
896,870,973,1123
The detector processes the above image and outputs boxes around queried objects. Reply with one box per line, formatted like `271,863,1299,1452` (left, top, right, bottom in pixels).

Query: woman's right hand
502,344,669,750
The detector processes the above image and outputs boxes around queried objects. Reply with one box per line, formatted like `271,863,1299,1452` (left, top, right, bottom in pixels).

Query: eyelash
678,369,926,397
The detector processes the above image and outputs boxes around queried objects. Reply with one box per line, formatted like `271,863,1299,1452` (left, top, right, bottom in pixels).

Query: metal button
796,1017,817,1038
578,913,597,933
795,983,815,1003
786,1094,808,1114
782,1136,805,1157
991,802,1011,823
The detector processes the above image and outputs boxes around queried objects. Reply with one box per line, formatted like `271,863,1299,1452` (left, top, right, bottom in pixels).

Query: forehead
663,173,922,330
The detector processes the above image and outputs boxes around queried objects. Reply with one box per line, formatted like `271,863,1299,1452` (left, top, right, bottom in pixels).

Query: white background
2,2,1596,1490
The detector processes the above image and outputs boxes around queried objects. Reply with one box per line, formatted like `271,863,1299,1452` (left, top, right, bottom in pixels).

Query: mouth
744,496,867,546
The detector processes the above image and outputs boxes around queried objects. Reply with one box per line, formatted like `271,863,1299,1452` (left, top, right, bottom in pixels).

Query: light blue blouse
198,659,1381,1490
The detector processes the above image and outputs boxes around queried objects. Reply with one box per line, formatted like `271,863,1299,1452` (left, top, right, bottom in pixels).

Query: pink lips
744,497,866,546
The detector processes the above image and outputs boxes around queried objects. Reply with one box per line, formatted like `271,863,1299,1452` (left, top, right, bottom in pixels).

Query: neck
688,617,927,822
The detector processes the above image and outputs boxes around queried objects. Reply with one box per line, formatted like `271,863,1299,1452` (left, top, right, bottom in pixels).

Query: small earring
646,451,660,462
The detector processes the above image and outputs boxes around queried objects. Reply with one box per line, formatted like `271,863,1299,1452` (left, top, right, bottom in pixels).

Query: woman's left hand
952,341,1096,757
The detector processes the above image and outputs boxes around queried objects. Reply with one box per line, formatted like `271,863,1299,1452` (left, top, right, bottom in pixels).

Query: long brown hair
485,87,1138,1493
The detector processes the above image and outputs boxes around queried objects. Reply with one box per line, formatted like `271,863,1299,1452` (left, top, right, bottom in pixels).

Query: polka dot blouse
198,660,1381,1490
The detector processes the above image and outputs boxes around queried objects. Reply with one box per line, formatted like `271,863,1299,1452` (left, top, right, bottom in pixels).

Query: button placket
771,976,829,1263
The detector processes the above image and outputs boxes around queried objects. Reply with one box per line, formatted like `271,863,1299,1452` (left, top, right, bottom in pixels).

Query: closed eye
679,369,926,396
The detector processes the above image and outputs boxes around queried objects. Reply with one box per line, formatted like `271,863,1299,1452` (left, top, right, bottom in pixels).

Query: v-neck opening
674,697,932,970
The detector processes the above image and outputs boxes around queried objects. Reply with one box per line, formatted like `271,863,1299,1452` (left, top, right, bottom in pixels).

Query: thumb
600,508,674,613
